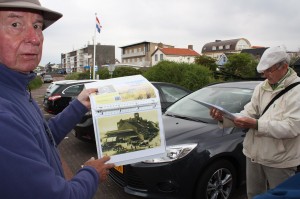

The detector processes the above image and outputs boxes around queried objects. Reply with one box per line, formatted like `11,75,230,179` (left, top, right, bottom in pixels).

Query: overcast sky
39,0,300,66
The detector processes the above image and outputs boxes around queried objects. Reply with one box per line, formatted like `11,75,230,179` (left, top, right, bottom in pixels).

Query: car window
48,84,60,94
62,84,84,95
160,85,190,103
47,83,54,90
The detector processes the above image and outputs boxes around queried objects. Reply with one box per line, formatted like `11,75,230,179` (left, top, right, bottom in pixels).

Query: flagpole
93,13,97,80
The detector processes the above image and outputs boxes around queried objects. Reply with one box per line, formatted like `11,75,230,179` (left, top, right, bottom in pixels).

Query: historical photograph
97,110,161,156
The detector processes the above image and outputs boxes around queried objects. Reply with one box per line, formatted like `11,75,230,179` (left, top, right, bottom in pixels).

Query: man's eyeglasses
260,64,281,76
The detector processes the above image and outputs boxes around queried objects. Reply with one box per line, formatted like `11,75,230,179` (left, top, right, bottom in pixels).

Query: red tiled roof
160,48,199,56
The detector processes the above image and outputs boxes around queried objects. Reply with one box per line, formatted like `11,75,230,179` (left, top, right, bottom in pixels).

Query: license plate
114,165,123,174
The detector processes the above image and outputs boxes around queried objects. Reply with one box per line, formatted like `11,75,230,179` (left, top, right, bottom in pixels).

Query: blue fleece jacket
0,64,99,199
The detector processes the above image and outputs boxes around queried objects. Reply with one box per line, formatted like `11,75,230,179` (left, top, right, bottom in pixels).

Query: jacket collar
0,63,36,91
262,68,299,92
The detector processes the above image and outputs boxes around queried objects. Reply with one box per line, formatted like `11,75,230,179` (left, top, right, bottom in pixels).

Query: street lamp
108,64,115,78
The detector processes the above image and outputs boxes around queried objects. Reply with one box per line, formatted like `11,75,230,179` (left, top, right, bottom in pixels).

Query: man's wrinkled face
260,62,288,85
0,9,44,73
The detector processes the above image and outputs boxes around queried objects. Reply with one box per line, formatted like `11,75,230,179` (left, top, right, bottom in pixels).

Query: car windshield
165,86,253,122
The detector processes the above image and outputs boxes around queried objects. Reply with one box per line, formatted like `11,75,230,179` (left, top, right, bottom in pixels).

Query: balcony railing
121,51,145,58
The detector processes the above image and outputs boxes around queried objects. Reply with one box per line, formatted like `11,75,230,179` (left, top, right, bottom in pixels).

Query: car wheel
195,160,237,199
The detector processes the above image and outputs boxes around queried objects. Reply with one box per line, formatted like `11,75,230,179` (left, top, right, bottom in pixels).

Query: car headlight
143,143,197,163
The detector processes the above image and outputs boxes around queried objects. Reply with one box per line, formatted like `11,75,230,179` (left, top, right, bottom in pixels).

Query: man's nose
25,27,42,45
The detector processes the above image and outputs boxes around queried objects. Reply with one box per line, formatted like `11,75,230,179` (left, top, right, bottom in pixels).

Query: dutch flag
96,16,102,33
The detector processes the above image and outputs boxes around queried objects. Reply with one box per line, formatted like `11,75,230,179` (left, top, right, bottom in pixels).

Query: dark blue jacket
0,64,99,199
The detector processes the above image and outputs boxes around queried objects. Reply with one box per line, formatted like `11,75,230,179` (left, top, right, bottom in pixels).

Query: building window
225,45,230,49
160,54,163,60
155,54,158,61
219,46,223,50
212,46,216,50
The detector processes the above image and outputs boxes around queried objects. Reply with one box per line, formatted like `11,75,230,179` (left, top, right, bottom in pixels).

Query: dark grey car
109,81,261,199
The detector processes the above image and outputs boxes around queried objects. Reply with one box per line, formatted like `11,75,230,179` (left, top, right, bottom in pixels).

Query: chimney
188,45,193,50
158,42,163,48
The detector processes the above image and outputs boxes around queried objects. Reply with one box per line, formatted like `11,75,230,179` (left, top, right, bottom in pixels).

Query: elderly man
210,46,300,199
0,0,114,199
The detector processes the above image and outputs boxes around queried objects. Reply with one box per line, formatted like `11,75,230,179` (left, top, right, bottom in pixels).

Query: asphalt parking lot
32,77,246,199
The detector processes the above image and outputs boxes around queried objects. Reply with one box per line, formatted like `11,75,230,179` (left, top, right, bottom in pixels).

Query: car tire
195,160,237,199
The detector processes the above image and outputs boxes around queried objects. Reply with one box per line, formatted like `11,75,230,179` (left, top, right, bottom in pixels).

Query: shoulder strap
261,82,300,116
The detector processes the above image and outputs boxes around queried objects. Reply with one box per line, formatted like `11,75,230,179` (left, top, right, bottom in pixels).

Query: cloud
39,0,300,66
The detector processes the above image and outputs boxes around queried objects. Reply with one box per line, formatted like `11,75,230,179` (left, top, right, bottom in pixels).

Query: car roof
55,79,99,85
150,81,191,92
51,80,73,84
207,81,262,90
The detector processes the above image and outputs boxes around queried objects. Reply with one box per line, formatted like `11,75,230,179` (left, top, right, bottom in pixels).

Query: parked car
43,79,97,114
56,69,66,74
73,82,191,143
108,81,262,199
46,80,74,93
42,74,53,83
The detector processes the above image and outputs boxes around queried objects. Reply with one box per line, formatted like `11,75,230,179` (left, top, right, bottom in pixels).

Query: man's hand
83,156,115,182
233,117,257,129
210,107,224,122
77,88,98,109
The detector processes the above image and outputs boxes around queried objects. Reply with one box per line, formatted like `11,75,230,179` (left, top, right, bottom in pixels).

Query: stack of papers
191,99,237,120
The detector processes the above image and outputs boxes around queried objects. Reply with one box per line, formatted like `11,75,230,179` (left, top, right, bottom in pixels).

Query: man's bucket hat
0,0,62,29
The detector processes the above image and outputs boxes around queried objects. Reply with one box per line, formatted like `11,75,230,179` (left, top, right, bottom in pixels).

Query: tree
194,55,218,71
221,53,258,80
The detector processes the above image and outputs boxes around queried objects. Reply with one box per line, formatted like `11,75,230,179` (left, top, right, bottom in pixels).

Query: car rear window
159,85,190,102
48,84,60,94
62,84,84,95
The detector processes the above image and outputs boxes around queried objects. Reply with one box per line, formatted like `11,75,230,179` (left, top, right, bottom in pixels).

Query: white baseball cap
257,46,290,73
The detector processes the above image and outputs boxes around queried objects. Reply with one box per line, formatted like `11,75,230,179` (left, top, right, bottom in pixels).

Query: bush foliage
97,66,142,79
143,61,217,91
65,71,91,80
29,75,43,90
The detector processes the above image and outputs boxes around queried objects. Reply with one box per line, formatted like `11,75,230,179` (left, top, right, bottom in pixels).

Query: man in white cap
0,1,115,198
210,46,300,198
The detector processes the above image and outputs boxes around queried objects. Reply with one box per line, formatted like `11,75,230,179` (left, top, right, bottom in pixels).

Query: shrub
29,75,43,90
65,71,91,80
143,61,217,91
97,66,142,79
